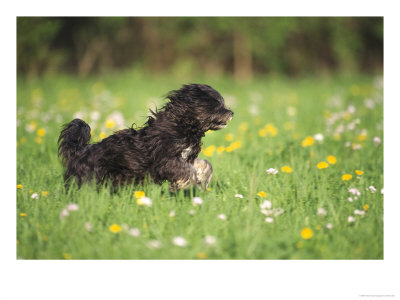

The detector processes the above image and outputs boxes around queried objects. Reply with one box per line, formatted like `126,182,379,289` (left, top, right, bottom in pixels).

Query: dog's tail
58,119,91,166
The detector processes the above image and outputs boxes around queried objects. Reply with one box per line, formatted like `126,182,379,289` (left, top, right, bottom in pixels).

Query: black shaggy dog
58,84,233,191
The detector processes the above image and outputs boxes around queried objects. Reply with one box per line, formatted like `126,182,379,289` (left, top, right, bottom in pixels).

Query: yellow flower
317,161,329,169
301,228,313,239
264,124,278,136
301,136,314,147
342,174,352,181
17,184,23,189
203,145,216,157
37,128,46,137
109,224,122,233
20,137,27,145
225,133,234,142
20,213,27,217
41,191,49,196
357,132,367,141
35,137,42,144
239,122,249,132
363,204,369,211
217,146,225,154
206,187,211,191
355,170,364,176
258,128,268,137
327,155,337,164
257,191,267,197
134,191,145,199
99,132,107,140
230,141,242,150
62,253,71,260
281,166,293,173
105,119,115,129
197,252,207,259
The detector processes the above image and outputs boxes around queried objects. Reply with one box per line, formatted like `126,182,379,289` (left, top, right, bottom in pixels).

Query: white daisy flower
367,186,377,193
31,193,39,199
354,209,365,216
373,137,381,145
313,133,324,143
381,188,384,195
218,214,227,221
84,222,93,231
326,223,333,230
317,208,327,217
188,209,196,215
348,188,361,197
364,99,375,109
147,240,162,249
59,209,69,219
347,216,356,223
260,200,272,209
66,203,79,211
168,211,175,217
266,168,279,175
348,197,353,202
192,197,203,206
234,194,244,198
204,235,217,246
129,228,141,237
347,105,356,114
172,236,187,247
138,197,152,207
265,217,274,223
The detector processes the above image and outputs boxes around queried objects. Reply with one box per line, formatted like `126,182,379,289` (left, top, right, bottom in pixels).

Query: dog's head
166,84,233,132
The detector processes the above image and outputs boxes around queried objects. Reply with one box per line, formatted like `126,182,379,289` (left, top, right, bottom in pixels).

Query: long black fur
58,84,233,191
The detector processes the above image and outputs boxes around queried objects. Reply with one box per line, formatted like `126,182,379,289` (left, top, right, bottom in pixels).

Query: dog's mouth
211,113,233,130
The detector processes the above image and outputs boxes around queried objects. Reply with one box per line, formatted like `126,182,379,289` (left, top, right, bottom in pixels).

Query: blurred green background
17,17,383,79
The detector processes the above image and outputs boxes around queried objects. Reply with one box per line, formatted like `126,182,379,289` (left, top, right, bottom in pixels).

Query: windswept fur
58,84,233,191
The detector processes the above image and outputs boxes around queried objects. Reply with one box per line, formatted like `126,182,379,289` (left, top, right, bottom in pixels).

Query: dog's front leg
156,159,198,192
192,158,213,189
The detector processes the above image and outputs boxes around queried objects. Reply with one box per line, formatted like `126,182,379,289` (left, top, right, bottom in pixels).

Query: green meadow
16,71,383,259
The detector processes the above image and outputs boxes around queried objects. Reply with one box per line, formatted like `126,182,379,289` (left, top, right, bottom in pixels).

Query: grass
16,70,383,259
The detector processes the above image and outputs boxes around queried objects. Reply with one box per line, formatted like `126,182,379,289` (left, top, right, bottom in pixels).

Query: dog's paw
193,159,213,189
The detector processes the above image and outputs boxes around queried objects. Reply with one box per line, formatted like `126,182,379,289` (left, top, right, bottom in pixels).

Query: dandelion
203,145,216,157
363,204,370,211
62,253,72,260
257,191,267,197
327,155,337,165
314,133,324,143
225,133,234,142
373,137,381,146
260,200,272,209
129,228,141,237
19,213,27,217
172,236,187,247
105,119,115,129
301,136,314,147
317,162,329,169
342,174,352,181
217,146,225,154
367,186,377,193
99,132,107,139
326,223,333,230
281,166,293,173
317,208,327,216
265,217,274,223
66,203,79,211
31,193,39,199
41,191,49,197
347,216,356,223
234,193,243,198
84,222,93,232
355,170,364,176
137,197,152,207
109,224,122,233
59,209,69,219
192,197,203,206
266,168,278,175
218,214,227,221
204,235,217,246
37,128,46,137
147,240,162,249
354,209,365,216
264,124,278,136
134,190,145,199
301,228,313,239
197,252,207,259
17,184,23,189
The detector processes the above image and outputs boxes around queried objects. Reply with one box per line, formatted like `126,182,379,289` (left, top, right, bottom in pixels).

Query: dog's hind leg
193,159,213,189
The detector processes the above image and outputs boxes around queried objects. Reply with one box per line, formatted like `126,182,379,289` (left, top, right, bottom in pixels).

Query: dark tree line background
17,17,383,79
